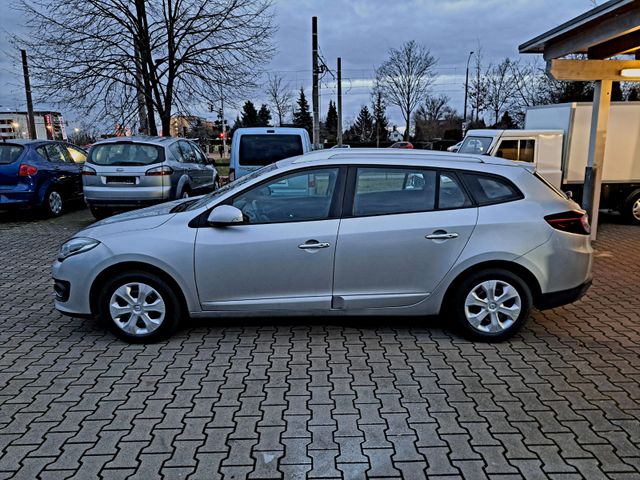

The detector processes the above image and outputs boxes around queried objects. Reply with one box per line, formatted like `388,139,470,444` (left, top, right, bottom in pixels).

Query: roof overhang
519,0,640,60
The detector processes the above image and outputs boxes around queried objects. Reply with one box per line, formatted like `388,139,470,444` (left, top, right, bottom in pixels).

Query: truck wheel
624,193,640,225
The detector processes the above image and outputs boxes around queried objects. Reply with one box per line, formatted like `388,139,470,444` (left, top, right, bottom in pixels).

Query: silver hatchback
83,136,218,218
54,149,592,343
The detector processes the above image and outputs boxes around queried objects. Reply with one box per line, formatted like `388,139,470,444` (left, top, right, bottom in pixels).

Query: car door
39,143,77,196
62,144,86,197
332,166,478,310
179,141,205,191
191,142,215,191
194,166,344,312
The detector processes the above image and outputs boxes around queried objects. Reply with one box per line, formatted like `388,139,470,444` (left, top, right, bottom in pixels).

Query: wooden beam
587,28,640,58
547,59,640,81
582,80,612,241
543,8,640,60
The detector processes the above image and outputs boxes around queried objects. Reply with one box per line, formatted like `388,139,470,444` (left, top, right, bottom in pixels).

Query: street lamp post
463,51,475,125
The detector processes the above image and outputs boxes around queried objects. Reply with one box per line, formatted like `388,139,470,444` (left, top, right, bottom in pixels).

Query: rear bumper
536,278,592,310
84,185,171,207
0,191,37,208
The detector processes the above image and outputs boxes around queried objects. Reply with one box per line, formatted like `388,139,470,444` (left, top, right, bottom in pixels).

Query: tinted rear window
89,143,163,166
0,145,24,165
239,134,303,166
461,173,523,205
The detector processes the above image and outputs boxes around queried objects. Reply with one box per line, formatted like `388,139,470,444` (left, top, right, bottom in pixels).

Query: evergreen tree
239,101,259,127
257,104,272,127
371,90,389,146
325,100,338,142
292,88,313,136
352,105,375,142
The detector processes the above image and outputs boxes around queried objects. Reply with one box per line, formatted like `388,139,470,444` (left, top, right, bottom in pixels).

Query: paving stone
0,211,639,479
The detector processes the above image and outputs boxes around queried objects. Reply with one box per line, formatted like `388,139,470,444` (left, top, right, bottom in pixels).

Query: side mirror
207,205,244,226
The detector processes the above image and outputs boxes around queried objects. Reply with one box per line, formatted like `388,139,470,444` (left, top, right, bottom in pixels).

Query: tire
43,188,64,217
448,268,532,342
213,177,220,191
97,271,182,343
89,206,114,220
623,192,640,225
180,186,191,199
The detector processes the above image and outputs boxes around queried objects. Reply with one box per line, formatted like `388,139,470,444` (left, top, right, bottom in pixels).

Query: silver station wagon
83,136,219,218
54,149,593,343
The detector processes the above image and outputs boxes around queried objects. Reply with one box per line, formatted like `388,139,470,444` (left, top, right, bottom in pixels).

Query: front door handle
298,241,331,249
426,232,459,240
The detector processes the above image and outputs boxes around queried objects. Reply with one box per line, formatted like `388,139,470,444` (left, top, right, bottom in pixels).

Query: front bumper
536,278,592,310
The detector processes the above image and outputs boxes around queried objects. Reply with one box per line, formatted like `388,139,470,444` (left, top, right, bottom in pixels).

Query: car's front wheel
97,271,182,343
449,269,532,342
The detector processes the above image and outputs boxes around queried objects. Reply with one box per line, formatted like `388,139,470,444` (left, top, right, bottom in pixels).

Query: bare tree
266,74,293,126
375,41,437,140
18,0,275,135
416,94,451,122
485,58,517,125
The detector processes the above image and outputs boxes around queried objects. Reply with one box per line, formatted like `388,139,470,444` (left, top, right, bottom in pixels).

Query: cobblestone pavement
0,208,639,479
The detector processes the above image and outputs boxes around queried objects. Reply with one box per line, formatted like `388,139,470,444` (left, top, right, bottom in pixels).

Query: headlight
58,237,100,261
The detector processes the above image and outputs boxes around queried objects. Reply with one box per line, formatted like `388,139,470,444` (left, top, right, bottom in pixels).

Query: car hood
80,199,189,237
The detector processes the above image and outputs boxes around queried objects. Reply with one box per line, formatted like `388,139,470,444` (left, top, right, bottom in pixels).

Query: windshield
239,134,303,166
0,145,24,165
185,163,278,211
458,136,494,155
89,143,163,166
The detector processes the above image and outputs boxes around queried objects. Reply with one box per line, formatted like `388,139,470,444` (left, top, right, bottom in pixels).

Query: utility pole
311,16,320,148
20,50,37,140
220,88,227,156
337,57,343,147
463,51,474,125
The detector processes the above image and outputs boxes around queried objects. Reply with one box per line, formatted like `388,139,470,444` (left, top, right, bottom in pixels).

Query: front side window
41,144,68,163
89,143,163,166
238,134,303,166
353,167,436,216
495,139,536,162
232,168,339,224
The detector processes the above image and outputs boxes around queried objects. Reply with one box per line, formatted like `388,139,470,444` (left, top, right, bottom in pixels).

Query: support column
582,80,611,241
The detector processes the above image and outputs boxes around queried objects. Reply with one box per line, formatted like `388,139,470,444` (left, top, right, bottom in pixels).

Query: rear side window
239,134,303,166
438,173,471,209
461,173,523,205
89,143,163,166
0,145,23,165
353,167,437,216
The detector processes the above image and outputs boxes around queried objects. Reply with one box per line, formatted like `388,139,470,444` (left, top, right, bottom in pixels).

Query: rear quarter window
0,145,24,165
461,172,523,205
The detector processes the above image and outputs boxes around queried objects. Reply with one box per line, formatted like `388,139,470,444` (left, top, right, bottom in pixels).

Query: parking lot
0,208,638,479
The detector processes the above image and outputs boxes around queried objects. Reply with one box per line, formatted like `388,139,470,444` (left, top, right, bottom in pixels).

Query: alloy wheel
109,282,166,336
48,191,63,215
633,198,640,221
464,280,522,333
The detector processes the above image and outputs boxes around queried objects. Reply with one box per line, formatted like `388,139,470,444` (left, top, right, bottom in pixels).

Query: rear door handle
298,241,331,249
426,232,459,240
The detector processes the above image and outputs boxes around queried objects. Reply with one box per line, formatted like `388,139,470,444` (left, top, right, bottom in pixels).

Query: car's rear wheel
449,269,532,342
97,271,181,343
43,188,64,217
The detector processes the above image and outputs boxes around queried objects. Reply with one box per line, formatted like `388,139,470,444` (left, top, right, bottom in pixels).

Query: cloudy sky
0,0,598,132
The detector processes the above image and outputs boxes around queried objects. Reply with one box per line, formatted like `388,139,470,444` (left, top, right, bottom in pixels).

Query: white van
229,127,312,180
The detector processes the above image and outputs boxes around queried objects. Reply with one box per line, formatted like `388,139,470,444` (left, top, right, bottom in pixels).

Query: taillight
228,168,236,182
18,164,38,176
82,166,96,176
545,211,591,235
145,166,173,176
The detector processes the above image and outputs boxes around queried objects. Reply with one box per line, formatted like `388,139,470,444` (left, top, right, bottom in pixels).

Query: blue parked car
0,139,87,217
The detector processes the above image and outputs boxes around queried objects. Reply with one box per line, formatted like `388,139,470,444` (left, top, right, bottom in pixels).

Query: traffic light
218,132,225,139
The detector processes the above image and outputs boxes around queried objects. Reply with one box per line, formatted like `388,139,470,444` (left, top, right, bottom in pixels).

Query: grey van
83,136,218,218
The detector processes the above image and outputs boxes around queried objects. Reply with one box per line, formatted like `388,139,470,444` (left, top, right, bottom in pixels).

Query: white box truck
458,102,640,224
